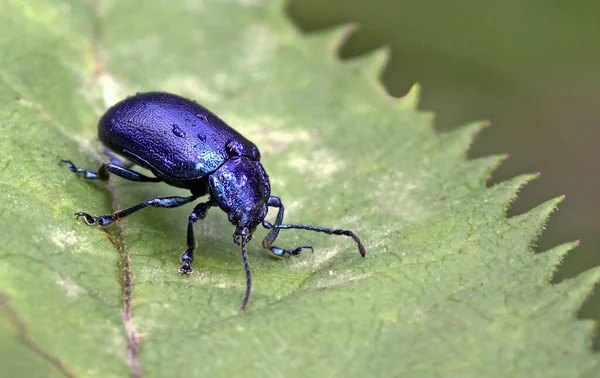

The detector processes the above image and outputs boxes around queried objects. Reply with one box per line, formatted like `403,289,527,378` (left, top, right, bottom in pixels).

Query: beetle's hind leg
61,159,162,183
179,201,213,274
75,195,199,227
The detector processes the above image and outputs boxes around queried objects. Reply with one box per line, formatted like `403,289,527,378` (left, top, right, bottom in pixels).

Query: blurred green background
288,0,600,321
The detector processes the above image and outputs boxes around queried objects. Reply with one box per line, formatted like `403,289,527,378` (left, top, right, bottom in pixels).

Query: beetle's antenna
240,236,252,310
265,222,366,257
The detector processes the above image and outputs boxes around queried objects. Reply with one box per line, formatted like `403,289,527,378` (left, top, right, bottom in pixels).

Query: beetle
61,92,365,309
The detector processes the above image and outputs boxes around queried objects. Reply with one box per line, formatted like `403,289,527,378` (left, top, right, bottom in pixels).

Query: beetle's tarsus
61,159,105,180
179,249,194,274
179,263,193,274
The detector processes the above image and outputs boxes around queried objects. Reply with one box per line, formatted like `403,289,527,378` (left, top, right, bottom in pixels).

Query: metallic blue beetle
62,92,365,309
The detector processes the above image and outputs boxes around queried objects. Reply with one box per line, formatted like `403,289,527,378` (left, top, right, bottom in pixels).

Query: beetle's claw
302,244,314,253
74,212,115,226
60,159,76,170
75,212,95,225
292,244,313,255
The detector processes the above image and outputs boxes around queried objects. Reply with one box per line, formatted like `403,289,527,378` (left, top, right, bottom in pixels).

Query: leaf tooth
560,266,599,320
347,45,391,85
570,269,600,352
538,240,582,284
462,154,508,188
438,121,490,159
568,255,600,328
533,249,600,346
310,23,358,58
396,83,421,110
507,195,565,247
521,241,595,315
504,198,600,348
484,173,540,214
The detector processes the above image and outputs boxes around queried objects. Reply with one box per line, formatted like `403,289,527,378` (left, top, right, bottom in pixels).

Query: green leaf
0,1,598,377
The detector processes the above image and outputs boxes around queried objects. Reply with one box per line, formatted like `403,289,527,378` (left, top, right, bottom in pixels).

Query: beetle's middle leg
179,201,213,274
61,159,162,183
75,195,198,227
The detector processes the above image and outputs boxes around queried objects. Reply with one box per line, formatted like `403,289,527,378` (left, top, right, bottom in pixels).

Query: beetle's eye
226,140,243,157
233,212,243,224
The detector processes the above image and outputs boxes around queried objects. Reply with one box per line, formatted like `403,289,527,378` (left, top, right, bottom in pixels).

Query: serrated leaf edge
320,26,598,351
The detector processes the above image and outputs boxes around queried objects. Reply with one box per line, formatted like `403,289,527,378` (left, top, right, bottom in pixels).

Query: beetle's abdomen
98,92,260,180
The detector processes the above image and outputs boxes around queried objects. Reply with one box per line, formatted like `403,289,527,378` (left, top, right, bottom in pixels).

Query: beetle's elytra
61,92,365,309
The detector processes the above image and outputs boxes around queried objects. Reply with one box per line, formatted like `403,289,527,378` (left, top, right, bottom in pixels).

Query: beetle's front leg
179,201,213,274
262,196,366,258
261,196,313,258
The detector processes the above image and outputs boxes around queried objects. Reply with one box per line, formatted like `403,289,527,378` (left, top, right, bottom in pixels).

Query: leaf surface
0,1,598,377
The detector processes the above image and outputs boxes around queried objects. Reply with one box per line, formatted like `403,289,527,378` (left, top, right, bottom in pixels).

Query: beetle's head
208,156,271,243
231,202,268,241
